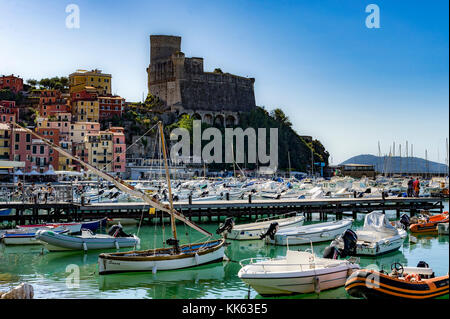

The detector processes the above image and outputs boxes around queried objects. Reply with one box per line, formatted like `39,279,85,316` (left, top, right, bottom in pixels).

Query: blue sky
1,0,448,164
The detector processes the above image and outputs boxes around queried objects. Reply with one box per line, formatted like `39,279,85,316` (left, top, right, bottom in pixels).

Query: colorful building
72,99,99,122
69,122,100,144
69,69,111,95
110,127,126,172
99,96,124,120
0,75,23,93
0,100,19,123
0,123,11,160
36,127,60,170
81,127,126,173
38,89,69,117
9,127,33,172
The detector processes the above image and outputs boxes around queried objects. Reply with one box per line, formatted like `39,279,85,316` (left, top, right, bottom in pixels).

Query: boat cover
363,212,398,235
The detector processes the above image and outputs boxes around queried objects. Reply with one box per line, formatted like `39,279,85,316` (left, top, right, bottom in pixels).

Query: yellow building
0,123,11,160
85,131,114,171
58,140,73,171
73,100,99,122
69,69,112,95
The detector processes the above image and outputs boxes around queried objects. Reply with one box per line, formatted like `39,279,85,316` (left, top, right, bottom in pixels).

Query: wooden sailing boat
11,122,226,275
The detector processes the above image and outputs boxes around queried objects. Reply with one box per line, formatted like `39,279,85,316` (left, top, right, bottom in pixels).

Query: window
40,146,44,154
32,145,37,154
15,134,19,142
15,144,18,150
26,145,30,151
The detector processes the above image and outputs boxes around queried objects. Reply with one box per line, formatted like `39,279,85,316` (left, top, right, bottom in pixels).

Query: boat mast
10,121,212,237
288,151,291,179
158,121,178,246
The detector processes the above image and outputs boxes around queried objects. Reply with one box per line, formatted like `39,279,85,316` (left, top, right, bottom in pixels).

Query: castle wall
147,35,256,116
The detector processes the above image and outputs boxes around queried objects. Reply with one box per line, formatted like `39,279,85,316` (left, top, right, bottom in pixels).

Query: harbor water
0,202,448,299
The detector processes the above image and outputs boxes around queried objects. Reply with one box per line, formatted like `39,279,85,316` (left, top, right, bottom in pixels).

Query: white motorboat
217,213,305,240
238,249,360,295
36,225,140,252
325,212,407,257
1,226,69,245
263,219,353,246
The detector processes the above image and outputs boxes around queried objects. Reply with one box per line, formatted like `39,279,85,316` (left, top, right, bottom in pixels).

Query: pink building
10,128,33,172
110,127,126,172
0,100,19,123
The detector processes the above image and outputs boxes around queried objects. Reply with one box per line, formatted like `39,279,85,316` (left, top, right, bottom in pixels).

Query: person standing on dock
413,178,420,197
407,178,414,197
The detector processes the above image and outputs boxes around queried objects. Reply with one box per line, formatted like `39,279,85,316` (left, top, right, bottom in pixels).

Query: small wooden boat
36,226,140,252
217,213,305,240
345,262,449,299
409,211,449,233
98,239,226,275
238,249,360,295
263,219,353,246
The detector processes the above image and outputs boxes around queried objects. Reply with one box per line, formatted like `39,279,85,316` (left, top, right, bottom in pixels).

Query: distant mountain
341,154,449,174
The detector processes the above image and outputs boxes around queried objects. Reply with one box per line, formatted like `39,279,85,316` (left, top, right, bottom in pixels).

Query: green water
0,203,448,299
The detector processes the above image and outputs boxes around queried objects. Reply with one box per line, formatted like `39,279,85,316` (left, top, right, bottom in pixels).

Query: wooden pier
0,197,445,225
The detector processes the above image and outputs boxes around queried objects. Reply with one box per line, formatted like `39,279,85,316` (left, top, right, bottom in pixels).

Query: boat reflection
98,261,231,298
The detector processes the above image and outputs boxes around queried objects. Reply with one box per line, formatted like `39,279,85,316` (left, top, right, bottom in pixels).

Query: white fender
194,253,200,265
82,241,87,251
114,240,120,250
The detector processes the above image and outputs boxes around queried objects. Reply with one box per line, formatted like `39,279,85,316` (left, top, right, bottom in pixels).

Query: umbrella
43,165,57,175
27,169,40,176
14,169,24,175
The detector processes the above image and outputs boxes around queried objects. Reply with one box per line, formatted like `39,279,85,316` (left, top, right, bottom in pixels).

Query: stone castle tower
146,35,256,125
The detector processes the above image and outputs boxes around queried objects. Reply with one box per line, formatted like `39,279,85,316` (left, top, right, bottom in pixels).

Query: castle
147,35,256,126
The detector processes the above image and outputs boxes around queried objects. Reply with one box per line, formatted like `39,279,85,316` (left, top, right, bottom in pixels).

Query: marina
0,205,448,299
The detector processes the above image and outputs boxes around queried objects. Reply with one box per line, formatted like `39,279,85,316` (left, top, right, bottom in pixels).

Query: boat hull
98,239,226,275
266,220,353,246
345,270,449,299
36,230,139,252
227,216,305,240
355,235,406,256
239,264,359,295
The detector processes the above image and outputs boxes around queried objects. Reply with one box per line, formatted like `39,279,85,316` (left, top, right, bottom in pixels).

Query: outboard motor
399,214,410,230
108,224,132,237
216,217,235,235
340,229,358,257
98,189,105,196
111,192,120,199
323,229,358,259
322,245,340,259
259,222,279,240
417,260,434,278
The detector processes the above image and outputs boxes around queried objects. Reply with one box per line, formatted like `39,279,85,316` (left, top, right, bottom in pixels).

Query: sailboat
11,122,226,275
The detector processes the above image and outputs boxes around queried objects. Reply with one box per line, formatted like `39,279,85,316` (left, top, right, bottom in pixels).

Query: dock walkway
0,197,444,225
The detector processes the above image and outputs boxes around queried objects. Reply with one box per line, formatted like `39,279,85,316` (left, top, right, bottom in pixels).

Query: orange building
0,75,23,93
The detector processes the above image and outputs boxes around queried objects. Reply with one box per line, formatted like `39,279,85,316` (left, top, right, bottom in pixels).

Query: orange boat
409,211,449,233
345,262,449,299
